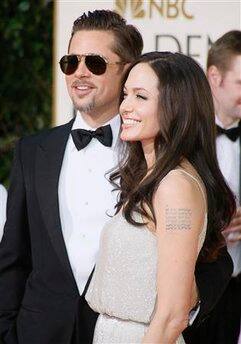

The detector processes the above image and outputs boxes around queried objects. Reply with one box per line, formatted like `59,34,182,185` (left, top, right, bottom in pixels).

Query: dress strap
168,169,207,211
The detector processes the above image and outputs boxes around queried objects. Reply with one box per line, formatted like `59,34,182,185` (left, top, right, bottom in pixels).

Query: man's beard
74,99,95,113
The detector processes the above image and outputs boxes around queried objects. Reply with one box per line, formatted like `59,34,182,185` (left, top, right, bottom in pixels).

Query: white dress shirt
216,116,241,276
0,184,7,242
58,113,120,294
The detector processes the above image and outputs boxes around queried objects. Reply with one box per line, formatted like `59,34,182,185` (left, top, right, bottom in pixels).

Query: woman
85,52,235,343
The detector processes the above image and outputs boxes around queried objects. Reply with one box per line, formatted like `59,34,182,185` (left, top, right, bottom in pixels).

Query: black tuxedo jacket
0,119,233,344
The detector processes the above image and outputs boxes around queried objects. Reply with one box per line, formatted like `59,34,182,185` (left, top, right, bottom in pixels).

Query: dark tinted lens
59,55,78,75
85,55,107,75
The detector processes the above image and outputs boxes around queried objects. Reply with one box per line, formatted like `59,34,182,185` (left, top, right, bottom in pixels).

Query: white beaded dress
85,170,207,344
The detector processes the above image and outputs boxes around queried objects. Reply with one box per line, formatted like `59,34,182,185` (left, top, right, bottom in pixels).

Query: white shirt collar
70,112,121,151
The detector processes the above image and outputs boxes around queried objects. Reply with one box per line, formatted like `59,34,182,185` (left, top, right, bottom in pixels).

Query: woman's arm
142,171,206,343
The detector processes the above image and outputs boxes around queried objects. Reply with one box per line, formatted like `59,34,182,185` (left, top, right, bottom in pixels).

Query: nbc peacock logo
114,0,145,18
114,0,194,20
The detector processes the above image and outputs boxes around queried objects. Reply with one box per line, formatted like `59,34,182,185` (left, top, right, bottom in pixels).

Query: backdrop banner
54,0,240,125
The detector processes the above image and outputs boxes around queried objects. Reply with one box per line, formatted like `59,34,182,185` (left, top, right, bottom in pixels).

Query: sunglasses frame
59,53,126,75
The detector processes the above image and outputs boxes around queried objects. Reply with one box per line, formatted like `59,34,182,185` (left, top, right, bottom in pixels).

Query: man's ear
207,65,222,90
122,62,131,75
117,62,130,77
124,62,131,71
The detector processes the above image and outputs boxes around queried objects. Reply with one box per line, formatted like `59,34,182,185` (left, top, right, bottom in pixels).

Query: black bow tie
71,125,113,150
216,124,241,142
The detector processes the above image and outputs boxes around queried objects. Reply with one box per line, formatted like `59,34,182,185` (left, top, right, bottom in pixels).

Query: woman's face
119,63,161,146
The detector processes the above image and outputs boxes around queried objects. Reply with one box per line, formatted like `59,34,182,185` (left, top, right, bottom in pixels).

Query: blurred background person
0,184,7,242
205,30,241,344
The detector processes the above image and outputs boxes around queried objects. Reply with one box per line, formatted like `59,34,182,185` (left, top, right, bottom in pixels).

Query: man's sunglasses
59,54,126,76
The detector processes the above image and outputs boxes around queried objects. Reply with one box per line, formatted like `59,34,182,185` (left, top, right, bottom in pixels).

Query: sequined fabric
86,212,158,324
93,314,148,343
85,171,207,344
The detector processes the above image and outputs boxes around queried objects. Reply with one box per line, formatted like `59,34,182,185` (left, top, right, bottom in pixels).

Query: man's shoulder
20,119,74,149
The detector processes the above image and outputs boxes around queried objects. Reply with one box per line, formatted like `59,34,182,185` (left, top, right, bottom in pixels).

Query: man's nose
74,57,91,78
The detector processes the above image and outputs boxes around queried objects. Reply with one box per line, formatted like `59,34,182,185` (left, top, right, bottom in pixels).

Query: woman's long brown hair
110,52,236,262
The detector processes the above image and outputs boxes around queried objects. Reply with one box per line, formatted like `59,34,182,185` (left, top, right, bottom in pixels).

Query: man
0,10,233,344
201,30,241,344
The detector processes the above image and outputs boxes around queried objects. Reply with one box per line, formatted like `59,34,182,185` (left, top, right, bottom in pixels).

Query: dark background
0,0,53,187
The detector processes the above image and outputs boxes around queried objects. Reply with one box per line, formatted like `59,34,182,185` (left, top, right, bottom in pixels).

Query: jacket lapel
35,118,78,292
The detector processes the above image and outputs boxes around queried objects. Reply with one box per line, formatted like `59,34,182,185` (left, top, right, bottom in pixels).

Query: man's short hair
69,10,143,63
207,30,241,73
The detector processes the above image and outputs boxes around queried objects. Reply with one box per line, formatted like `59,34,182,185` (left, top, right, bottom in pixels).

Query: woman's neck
142,140,155,170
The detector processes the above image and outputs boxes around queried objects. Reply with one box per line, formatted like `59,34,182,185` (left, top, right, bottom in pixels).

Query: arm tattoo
165,206,192,231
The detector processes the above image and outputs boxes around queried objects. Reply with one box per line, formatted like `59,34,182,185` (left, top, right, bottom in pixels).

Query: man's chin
74,102,95,114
